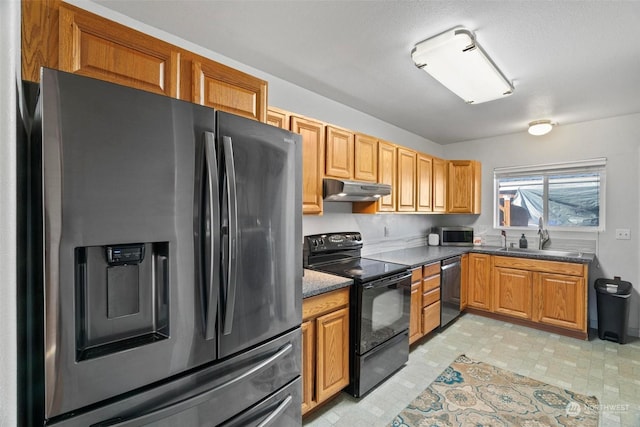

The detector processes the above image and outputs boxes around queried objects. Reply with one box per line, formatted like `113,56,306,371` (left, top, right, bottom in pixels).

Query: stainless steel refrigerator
19,68,302,426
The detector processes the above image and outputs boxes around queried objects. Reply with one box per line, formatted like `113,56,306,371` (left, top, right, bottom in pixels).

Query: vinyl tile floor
302,313,640,427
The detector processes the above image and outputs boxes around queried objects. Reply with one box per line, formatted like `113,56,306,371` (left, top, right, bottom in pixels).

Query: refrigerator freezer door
38,69,217,418
47,329,301,427
216,112,302,359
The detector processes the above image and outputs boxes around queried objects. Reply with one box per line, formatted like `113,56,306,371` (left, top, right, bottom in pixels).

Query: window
494,158,605,231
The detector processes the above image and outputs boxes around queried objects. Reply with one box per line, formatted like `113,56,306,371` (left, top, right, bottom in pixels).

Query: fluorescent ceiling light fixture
528,120,554,136
411,27,514,104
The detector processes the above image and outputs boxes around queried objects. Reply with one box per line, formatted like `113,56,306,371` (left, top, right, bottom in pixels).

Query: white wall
0,0,20,425
445,114,640,336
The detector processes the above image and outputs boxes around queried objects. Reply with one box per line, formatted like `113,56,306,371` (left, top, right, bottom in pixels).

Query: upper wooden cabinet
448,160,481,214
192,59,267,121
267,107,290,130
354,133,378,182
416,153,433,212
23,1,267,121
396,147,417,212
57,3,180,97
432,157,448,213
291,115,325,215
325,126,354,179
376,140,397,212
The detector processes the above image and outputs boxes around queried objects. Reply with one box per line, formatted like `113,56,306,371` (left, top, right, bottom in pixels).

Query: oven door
354,272,411,355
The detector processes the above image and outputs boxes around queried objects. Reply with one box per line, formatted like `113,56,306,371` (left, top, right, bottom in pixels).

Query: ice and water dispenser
74,242,170,361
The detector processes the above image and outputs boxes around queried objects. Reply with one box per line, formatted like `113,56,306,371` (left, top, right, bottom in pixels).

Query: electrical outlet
615,228,631,240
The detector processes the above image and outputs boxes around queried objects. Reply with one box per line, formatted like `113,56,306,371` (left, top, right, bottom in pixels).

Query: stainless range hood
323,178,391,202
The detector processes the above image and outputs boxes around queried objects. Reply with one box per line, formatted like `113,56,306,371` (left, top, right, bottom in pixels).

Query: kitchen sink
497,247,583,258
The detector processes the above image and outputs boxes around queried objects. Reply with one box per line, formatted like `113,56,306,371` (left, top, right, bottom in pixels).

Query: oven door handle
363,272,412,289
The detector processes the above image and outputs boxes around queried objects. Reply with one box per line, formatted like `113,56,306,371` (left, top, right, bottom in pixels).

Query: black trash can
594,277,632,344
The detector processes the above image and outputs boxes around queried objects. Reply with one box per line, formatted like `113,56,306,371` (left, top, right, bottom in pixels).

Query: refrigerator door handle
203,131,220,341
91,343,294,427
222,135,238,336
256,394,293,427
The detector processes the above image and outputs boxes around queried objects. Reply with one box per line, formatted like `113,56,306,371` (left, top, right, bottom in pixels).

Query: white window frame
493,158,606,232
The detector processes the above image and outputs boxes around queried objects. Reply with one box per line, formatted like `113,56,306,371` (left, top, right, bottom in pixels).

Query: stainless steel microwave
436,226,474,246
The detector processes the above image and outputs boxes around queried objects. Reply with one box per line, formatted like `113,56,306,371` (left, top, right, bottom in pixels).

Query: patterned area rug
390,354,599,427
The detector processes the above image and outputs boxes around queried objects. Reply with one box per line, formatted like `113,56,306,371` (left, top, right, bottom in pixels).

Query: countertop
302,245,594,299
302,269,353,298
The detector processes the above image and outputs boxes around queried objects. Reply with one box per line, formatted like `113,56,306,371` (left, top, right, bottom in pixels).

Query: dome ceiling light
528,120,554,136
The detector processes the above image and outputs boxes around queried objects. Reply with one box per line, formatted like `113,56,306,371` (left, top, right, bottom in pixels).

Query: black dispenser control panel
106,243,145,265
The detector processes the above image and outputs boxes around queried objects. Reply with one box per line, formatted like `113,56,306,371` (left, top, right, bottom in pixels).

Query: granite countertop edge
302,269,353,299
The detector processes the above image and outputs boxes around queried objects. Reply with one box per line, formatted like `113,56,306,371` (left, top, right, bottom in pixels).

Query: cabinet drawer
422,287,440,307
422,274,440,293
422,302,440,334
302,288,349,321
411,267,422,283
423,262,440,278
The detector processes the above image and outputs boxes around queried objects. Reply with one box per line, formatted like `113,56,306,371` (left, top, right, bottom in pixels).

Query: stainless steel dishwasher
440,256,462,328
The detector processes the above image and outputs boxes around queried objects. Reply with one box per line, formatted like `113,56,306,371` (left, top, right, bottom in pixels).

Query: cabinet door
377,140,397,212
534,273,585,331
468,253,492,311
192,59,267,122
325,126,354,179
354,134,378,182
292,116,325,215
460,254,469,310
58,3,180,97
315,307,350,403
494,267,533,319
448,160,481,214
416,153,433,212
397,147,417,212
432,157,447,213
301,320,315,415
267,107,289,130
409,281,422,344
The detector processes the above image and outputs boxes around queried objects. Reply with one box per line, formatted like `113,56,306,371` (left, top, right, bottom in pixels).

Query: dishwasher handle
441,256,461,270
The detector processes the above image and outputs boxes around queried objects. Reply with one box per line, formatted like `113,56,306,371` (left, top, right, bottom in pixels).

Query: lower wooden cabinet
409,262,441,344
534,272,585,331
409,275,422,343
302,288,349,415
460,253,469,310
467,254,589,339
493,267,533,320
467,253,493,311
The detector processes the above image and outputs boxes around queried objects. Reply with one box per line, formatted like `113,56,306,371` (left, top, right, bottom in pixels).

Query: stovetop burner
303,232,410,282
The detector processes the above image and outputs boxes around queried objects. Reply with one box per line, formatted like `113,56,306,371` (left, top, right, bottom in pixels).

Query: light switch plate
615,228,631,240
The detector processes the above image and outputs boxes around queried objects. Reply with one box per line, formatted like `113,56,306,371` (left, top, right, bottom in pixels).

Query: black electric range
303,232,412,398
302,232,408,282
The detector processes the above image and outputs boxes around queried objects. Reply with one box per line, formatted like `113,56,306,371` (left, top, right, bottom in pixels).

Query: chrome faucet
501,230,507,248
538,218,550,249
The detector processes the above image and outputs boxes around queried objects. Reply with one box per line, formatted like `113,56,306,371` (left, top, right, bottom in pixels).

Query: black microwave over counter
436,226,474,246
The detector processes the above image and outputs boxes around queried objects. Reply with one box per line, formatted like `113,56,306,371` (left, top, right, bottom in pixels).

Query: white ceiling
92,0,640,144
